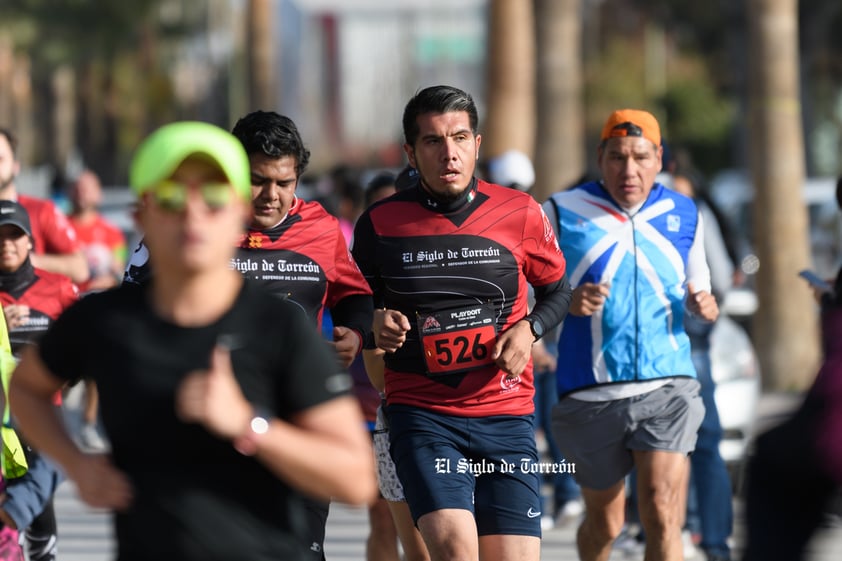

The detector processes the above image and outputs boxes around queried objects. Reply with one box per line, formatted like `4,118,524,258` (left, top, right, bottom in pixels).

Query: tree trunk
7,52,35,167
533,0,584,202
747,0,820,391
52,65,76,184
247,0,276,112
0,34,13,127
483,0,535,161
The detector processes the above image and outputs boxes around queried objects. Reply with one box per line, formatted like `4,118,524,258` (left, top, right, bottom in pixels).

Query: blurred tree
583,4,736,177
247,0,276,112
532,0,585,202
625,0,842,177
658,62,736,174
0,0,210,184
483,0,535,161
748,0,820,391
798,0,842,176
1,0,163,183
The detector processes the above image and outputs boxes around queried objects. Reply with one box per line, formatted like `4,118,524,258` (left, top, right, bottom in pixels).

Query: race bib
417,303,497,375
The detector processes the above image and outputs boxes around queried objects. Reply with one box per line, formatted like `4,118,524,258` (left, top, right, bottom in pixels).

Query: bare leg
576,480,627,561
387,500,430,561
82,379,99,426
416,508,478,561
79,380,106,450
478,534,540,561
634,450,689,561
367,497,400,561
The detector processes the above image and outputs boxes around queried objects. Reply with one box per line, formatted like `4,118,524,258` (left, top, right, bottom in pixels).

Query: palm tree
247,0,276,111
483,0,536,162
747,0,820,390
533,0,585,202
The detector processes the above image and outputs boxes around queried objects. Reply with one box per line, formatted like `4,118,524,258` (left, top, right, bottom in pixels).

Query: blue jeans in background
686,346,733,557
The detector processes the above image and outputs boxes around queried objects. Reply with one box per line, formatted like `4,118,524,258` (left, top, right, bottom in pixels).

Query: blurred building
210,0,488,170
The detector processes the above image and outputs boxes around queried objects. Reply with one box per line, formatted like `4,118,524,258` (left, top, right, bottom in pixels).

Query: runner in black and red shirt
230,111,372,368
351,85,572,561
233,111,374,559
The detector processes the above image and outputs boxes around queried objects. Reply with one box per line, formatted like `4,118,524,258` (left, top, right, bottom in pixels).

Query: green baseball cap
129,121,251,203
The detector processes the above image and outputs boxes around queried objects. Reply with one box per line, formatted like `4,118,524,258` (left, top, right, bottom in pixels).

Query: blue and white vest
548,181,699,396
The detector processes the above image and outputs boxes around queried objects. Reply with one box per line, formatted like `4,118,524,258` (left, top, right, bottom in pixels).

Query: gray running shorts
550,377,704,490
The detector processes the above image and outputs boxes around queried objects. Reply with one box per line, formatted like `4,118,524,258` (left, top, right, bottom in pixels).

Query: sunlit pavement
53,388,842,560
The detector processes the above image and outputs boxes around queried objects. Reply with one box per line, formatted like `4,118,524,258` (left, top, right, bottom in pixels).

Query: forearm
530,274,573,336
362,348,386,392
9,386,84,477
246,396,376,505
29,252,90,285
330,294,374,345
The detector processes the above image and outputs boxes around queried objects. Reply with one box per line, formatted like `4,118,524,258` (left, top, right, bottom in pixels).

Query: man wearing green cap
7,121,377,560
121,112,376,559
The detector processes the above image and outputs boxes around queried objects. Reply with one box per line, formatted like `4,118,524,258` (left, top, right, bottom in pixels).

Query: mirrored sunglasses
151,180,235,212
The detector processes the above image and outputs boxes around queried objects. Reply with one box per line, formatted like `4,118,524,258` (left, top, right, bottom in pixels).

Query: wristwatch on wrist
233,406,271,456
524,316,543,341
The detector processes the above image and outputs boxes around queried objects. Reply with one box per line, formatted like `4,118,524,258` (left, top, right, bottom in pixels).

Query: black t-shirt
38,280,349,561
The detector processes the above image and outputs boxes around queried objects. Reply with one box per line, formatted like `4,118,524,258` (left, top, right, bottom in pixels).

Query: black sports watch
524,316,543,341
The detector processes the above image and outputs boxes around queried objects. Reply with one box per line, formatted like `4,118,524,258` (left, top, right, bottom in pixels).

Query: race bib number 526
417,303,497,375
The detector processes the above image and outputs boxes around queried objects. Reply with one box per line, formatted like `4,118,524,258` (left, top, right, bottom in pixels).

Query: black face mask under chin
417,177,478,213
0,255,34,296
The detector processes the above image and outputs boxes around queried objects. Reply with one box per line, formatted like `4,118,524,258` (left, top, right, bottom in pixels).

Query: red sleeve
64,280,80,309
324,227,372,309
522,198,567,287
32,198,80,255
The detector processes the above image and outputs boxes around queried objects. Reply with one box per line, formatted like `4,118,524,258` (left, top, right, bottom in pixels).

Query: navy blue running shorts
385,404,543,537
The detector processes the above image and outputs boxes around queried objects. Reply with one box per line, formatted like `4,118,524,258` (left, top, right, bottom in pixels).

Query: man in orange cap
543,109,719,561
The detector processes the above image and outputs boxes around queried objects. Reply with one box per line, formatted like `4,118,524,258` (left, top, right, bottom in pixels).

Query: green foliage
0,0,217,182
3,0,161,67
659,80,736,175
585,28,736,175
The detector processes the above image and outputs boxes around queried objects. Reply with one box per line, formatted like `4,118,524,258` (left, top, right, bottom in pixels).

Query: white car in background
710,306,761,489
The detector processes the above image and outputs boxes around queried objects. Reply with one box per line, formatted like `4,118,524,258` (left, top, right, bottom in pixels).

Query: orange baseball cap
600,109,661,147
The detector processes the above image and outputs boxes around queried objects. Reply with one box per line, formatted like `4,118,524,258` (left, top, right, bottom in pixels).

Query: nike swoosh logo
527,508,542,518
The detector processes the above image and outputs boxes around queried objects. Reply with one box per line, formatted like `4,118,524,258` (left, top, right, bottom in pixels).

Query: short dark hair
0,127,18,157
365,172,396,206
231,111,310,177
402,85,479,146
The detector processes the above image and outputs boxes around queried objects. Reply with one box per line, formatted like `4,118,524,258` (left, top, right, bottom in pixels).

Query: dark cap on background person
0,200,32,237
395,165,419,191
367,172,397,193
600,109,661,147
